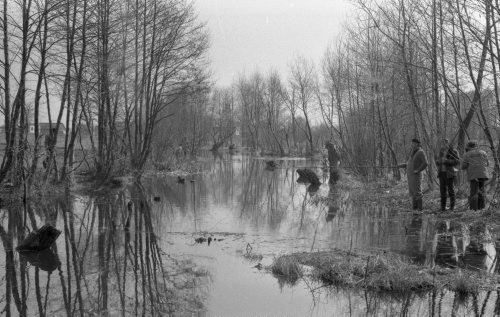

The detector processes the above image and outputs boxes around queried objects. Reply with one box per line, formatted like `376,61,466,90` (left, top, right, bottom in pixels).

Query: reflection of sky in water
0,153,498,316
143,153,499,316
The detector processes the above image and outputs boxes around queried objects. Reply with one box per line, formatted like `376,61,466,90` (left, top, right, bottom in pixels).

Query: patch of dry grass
269,249,498,295
270,255,303,285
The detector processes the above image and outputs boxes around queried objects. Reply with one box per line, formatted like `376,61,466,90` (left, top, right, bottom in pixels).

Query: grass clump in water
270,255,303,285
447,271,481,296
269,249,498,294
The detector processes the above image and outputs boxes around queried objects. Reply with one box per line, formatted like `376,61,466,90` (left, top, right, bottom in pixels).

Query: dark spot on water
195,237,206,244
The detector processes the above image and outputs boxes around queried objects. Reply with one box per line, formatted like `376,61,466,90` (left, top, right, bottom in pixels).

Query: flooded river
0,153,498,316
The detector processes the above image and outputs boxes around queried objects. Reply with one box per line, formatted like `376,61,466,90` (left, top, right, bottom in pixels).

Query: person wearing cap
461,141,489,210
435,138,460,211
398,138,428,210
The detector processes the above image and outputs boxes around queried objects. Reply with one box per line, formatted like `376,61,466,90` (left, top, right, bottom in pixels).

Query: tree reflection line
0,182,206,316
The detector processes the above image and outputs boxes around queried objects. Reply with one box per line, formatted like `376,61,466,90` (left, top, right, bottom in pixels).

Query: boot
440,197,447,212
416,198,423,211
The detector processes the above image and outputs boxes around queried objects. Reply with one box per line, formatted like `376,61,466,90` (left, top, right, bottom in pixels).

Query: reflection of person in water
462,224,497,273
426,221,497,273
431,221,460,268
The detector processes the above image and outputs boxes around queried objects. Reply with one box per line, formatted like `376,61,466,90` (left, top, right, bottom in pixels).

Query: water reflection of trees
310,285,499,316
239,156,291,229
0,184,207,316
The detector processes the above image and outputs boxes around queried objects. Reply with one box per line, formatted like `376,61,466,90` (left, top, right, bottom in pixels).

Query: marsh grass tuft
447,271,481,296
270,255,303,285
269,249,498,295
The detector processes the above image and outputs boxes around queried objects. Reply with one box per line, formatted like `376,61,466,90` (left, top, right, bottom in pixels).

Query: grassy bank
269,249,497,295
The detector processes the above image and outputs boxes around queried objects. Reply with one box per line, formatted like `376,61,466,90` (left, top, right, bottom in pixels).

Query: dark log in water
16,225,61,252
296,168,320,185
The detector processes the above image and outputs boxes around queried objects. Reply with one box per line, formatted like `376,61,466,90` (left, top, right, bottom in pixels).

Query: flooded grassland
0,153,499,316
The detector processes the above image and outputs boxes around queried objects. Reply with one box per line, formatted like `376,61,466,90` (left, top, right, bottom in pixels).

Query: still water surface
0,153,498,316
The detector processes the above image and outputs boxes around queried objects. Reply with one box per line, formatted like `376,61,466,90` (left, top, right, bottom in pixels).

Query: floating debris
265,160,279,170
194,237,206,244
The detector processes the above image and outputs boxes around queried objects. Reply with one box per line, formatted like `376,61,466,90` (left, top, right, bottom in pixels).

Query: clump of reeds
270,255,303,285
447,271,481,297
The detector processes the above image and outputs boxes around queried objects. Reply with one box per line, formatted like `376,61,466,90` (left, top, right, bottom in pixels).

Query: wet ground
0,153,499,316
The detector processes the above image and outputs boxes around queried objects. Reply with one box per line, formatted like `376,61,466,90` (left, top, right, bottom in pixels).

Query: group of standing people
398,138,489,211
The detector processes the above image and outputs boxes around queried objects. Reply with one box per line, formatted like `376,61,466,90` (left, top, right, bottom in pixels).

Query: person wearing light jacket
461,141,489,210
398,138,428,210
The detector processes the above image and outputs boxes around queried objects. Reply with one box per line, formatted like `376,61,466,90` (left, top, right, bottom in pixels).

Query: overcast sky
194,0,354,86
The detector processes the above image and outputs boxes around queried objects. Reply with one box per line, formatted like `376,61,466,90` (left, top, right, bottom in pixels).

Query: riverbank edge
272,177,500,296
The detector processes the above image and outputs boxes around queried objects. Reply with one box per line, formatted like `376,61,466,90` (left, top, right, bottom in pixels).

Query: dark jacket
407,148,428,174
406,148,427,198
461,148,489,180
435,146,460,178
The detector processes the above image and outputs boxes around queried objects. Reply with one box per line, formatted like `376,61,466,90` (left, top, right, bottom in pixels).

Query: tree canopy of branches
0,0,209,185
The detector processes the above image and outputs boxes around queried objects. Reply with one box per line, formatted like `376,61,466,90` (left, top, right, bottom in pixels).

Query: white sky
194,0,354,86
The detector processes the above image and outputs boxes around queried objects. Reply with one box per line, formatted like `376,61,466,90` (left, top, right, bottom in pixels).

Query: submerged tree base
269,249,497,295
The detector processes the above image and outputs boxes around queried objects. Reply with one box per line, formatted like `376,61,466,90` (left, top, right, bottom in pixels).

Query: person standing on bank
435,138,460,211
398,138,428,210
461,141,489,210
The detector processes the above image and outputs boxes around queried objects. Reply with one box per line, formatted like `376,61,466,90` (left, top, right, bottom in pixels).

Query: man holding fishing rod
435,138,460,212
398,138,428,210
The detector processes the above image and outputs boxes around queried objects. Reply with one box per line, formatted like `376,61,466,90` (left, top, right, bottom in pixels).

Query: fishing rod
268,164,400,169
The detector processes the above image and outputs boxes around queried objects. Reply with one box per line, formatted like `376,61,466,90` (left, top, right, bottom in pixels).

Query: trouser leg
412,198,418,210
478,179,486,210
469,180,479,211
410,173,423,210
448,177,456,210
416,197,423,210
439,172,447,211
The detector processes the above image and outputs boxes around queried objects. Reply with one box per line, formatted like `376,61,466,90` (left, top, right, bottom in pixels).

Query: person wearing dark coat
461,141,489,210
398,138,428,210
435,138,460,211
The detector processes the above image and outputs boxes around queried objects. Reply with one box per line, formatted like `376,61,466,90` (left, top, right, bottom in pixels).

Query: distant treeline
184,0,500,183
